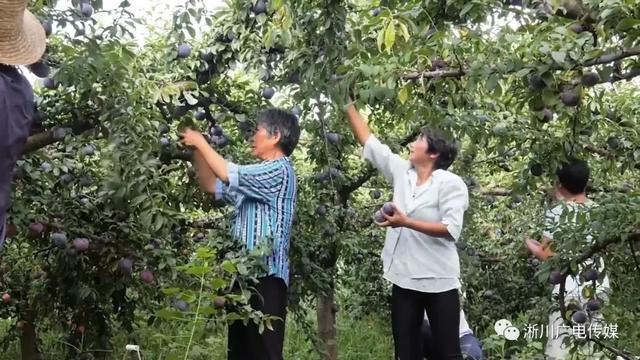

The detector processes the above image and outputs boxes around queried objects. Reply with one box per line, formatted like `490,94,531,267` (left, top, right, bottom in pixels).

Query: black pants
227,276,288,360
392,285,463,360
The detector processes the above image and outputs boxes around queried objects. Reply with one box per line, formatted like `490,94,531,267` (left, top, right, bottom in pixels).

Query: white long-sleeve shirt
362,135,469,293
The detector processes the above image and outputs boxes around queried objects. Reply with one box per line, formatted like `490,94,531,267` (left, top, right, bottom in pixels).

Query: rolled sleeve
213,178,238,204
227,162,240,194
439,177,469,241
361,134,408,183
226,160,284,202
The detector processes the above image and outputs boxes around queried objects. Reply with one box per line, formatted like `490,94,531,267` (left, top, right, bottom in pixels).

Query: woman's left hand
378,206,409,228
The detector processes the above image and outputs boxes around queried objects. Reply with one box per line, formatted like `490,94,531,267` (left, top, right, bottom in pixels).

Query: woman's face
408,135,435,165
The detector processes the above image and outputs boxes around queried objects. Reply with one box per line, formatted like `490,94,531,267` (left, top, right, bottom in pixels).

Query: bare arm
192,149,217,193
525,236,555,261
345,102,371,145
195,142,229,183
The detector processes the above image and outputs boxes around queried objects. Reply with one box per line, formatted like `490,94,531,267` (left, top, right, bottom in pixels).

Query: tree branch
402,47,640,82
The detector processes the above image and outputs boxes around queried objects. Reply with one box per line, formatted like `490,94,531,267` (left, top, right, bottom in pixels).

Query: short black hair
556,158,590,195
420,127,459,170
256,108,300,156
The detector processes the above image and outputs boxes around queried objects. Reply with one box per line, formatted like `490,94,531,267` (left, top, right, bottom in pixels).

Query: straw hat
0,0,46,65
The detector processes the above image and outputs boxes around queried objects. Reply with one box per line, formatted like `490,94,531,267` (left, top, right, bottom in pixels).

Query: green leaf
222,260,237,273
486,74,498,91
211,278,226,290
377,26,385,53
384,21,396,53
185,266,209,276
460,2,474,17
156,308,184,320
551,51,566,64
398,86,409,104
195,247,215,259
616,18,640,32
398,21,410,42
161,288,181,296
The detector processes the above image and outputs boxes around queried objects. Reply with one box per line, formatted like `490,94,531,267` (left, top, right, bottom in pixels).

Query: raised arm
345,102,371,145
344,102,408,182
192,149,217,194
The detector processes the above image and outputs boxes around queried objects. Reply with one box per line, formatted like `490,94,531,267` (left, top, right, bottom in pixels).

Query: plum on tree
430,58,447,70
538,108,553,123
52,127,70,140
607,136,621,150
81,145,96,156
29,222,45,236
214,296,226,309
51,232,67,248
316,205,327,216
79,176,93,187
41,20,53,37
582,268,598,281
81,3,94,17
195,111,206,120
193,233,205,242
119,258,133,275
43,78,57,89
560,89,580,107
371,189,381,199
174,105,189,118
571,310,588,324
251,0,267,15
200,51,214,62
177,44,191,59
528,74,546,90
586,298,602,311
28,61,50,78
59,174,74,185
262,87,275,99
140,270,154,284
568,23,586,33
175,300,189,311
371,7,381,16
530,163,543,176
325,132,340,144
210,125,223,136
160,137,170,147
549,270,563,285
72,238,90,252
211,134,229,148
581,72,600,87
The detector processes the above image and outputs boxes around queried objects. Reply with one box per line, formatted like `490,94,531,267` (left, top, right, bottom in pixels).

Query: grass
0,313,394,359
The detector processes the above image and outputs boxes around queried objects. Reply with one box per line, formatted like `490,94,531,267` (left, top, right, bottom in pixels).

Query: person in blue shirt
0,0,47,250
180,108,300,360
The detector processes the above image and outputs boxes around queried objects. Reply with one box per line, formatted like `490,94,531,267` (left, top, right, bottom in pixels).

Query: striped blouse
215,157,297,286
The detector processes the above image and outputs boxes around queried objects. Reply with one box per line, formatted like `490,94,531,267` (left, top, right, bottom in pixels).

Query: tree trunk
20,312,41,360
316,284,337,360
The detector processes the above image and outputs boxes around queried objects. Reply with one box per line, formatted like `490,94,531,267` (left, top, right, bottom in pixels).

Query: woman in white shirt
344,102,469,360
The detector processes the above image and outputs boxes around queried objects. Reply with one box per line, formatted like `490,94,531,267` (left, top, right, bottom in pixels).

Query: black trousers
228,276,288,360
392,285,463,360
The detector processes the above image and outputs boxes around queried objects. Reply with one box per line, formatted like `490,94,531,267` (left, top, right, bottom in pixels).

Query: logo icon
494,319,520,341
